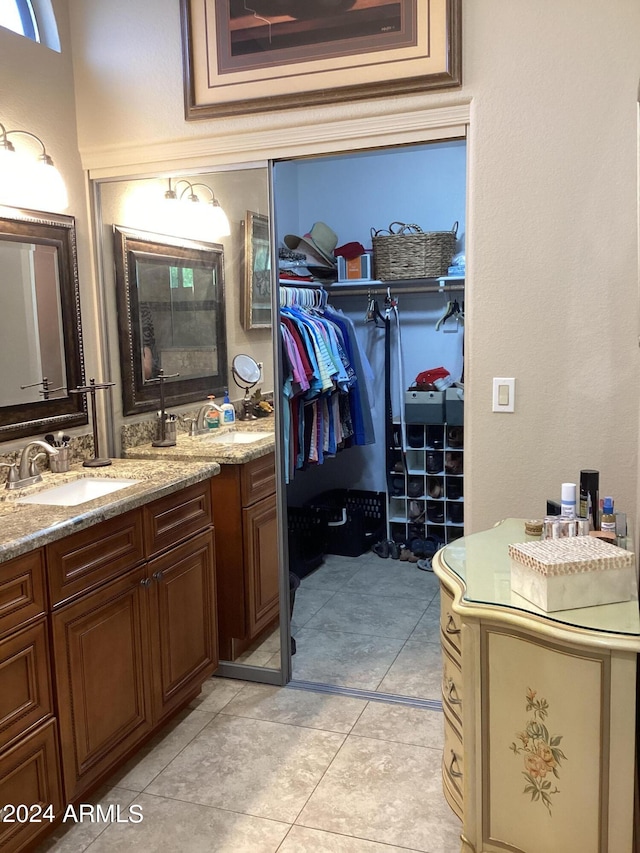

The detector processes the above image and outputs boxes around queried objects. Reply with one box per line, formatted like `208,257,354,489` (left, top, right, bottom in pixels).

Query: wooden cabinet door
149,530,218,722
0,719,63,853
51,567,152,801
243,494,279,639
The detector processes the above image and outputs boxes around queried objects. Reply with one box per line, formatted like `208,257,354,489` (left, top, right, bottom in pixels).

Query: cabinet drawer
0,619,53,752
440,583,461,657
144,481,212,557
47,510,144,606
0,550,46,637
240,453,275,506
442,710,463,817
442,644,463,732
0,718,63,853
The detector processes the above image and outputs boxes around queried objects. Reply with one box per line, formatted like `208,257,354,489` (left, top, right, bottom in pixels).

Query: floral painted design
509,688,567,815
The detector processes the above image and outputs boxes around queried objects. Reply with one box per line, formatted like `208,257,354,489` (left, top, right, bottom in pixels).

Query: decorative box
509,537,635,612
337,253,372,282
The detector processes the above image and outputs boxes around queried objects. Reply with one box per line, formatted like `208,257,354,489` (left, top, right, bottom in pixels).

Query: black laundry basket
287,505,328,579
307,489,386,557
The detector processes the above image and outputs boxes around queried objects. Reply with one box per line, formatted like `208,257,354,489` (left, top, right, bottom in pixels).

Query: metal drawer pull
446,677,462,705
152,571,164,582
140,577,152,588
449,750,463,778
445,613,461,635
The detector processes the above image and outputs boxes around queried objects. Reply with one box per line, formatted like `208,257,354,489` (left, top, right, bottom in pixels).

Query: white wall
65,0,640,534
0,0,100,453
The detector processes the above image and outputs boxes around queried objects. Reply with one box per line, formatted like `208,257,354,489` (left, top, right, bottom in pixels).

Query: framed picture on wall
181,0,461,119
242,210,271,330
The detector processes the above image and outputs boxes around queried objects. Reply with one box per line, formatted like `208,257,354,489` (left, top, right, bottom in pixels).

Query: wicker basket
371,221,458,280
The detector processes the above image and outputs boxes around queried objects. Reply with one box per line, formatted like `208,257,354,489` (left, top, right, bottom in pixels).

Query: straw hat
284,222,338,267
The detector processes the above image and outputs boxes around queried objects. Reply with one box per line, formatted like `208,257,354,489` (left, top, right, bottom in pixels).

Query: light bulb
33,157,68,210
210,200,230,239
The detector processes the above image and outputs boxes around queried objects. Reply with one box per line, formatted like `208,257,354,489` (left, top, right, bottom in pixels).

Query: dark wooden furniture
212,452,279,660
0,478,218,850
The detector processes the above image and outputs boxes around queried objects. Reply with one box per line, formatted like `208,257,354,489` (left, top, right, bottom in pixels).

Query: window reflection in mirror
0,208,87,441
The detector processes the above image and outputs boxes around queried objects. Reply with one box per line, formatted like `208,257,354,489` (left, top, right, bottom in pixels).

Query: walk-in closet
274,138,467,701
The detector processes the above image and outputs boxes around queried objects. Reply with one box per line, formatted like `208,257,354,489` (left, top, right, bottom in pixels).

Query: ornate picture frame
241,210,271,330
181,0,461,119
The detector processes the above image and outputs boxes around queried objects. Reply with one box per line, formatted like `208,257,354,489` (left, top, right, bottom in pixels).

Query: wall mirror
0,207,87,441
113,225,228,415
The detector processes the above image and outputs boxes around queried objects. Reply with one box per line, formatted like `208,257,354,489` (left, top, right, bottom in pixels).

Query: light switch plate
492,377,515,412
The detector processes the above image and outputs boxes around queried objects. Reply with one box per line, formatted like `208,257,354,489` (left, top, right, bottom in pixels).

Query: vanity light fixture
0,121,68,211
164,178,230,240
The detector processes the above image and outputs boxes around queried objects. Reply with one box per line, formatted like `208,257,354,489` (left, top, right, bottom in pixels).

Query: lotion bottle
600,497,616,533
561,482,576,518
221,390,236,424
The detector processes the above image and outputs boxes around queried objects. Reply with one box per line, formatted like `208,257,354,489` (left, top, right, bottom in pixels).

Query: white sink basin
17,477,140,506
195,431,271,445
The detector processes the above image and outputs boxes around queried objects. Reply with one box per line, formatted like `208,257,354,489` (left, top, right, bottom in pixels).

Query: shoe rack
388,422,464,548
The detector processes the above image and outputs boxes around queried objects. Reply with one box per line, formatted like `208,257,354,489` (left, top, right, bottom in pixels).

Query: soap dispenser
221,390,236,425
205,395,221,429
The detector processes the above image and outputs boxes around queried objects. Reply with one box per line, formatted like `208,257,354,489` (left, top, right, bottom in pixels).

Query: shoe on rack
407,425,425,448
408,500,425,521
447,426,463,448
445,452,463,475
427,425,444,449
407,477,423,498
391,475,405,496
427,502,445,524
446,479,463,500
448,502,464,524
426,452,442,474
427,477,442,499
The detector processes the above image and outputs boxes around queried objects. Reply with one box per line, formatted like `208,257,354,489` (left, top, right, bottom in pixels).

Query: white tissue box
509,536,635,612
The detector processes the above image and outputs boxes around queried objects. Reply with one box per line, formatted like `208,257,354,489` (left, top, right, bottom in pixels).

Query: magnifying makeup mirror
232,354,261,420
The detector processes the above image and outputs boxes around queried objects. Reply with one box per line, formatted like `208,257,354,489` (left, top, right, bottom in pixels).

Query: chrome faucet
196,404,212,432
1,440,59,490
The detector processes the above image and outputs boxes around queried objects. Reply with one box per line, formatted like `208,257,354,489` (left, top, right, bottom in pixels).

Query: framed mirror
241,210,271,330
0,207,87,441
113,225,228,415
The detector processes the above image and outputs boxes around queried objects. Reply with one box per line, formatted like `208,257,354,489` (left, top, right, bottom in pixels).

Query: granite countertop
123,419,275,465
0,458,220,565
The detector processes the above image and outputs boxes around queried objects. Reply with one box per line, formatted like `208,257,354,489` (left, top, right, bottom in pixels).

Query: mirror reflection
113,226,227,415
0,208,87,441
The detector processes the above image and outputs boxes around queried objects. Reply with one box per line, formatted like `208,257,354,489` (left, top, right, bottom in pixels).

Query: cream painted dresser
433,518,640,853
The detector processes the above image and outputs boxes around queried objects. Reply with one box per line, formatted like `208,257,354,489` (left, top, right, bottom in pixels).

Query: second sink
195,431,271,445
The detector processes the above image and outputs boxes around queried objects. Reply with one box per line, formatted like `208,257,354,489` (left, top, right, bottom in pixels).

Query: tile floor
233,551,443,696
35,553,458,852
36,678,462,853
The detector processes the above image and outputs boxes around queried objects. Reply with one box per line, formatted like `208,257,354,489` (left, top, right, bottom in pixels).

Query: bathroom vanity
0,459,219,852
124,421,278,661
433,519,640,853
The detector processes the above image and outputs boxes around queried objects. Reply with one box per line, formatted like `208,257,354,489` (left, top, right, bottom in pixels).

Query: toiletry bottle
205,395,220,430
221,390,236,425
600,497,616,533
579,469,599,530
560,482,576,518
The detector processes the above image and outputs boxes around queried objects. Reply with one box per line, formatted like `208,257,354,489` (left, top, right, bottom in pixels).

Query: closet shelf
327,276,464,298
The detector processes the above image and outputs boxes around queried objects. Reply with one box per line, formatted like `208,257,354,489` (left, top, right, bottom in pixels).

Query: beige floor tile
350,701,444,749
342,561,440,602
302,558,363,591
146,714,345,823
376,640,443,700
221,683,367,732
278,825,424,852
108,708,214,792
34,786,138,853
85,793,289,852
296,735,462,852
291,586,338,629
234,625,282,667
303,591,427,640
292,628,406,691
409,602,441,642
189,676,248,714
